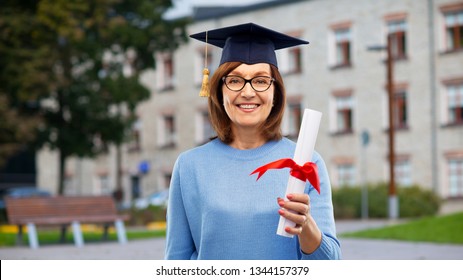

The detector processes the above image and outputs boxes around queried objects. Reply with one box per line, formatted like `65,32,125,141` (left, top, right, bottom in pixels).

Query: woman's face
222,63,274,131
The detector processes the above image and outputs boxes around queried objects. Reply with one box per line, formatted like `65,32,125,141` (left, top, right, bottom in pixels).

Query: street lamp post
386,35,398,220
368,34,399,220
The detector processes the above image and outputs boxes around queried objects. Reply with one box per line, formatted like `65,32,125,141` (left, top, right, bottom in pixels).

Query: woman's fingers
277,194,310,215
277,193,311,234
278,208,307,225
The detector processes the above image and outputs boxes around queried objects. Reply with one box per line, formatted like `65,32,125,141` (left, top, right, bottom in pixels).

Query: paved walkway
1,219,462,260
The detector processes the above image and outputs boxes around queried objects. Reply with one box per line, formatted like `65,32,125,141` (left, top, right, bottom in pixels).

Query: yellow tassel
199,68,210,97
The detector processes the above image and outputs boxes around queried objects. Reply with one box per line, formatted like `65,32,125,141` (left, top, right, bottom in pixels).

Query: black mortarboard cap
190,22,309,68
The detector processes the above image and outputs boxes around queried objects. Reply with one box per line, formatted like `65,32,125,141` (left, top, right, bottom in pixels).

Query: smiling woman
165,23,341,260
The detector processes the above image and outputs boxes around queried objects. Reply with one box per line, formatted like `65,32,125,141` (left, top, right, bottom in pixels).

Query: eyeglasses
222,75,275,92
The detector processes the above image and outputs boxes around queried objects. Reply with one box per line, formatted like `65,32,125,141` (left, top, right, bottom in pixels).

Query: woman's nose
240,82,256,98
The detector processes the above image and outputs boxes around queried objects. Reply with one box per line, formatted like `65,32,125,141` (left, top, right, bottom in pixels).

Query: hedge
332,182,441,219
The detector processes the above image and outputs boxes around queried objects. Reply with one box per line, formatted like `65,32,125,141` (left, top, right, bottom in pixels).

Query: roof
193,0,308,21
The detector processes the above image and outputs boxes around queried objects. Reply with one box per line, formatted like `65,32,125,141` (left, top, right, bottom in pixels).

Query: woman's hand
277,193,322,254
277,194,309,235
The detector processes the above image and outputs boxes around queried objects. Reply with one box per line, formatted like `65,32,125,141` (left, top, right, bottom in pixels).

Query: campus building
38,0,463,207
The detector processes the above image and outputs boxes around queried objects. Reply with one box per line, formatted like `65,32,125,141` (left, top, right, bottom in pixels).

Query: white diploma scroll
277,108,322,238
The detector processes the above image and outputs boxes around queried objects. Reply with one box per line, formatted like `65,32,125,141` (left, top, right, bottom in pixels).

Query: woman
165,23,341,260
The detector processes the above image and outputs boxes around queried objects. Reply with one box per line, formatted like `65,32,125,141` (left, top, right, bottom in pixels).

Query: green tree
0,96,39,168
0,1,43,168
0,0,189,194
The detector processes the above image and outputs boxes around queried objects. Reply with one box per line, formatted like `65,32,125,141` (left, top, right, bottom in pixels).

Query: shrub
0,209,7,225
332,186,360,219
332,182,441,219
121,205,167,226
399,185,441,217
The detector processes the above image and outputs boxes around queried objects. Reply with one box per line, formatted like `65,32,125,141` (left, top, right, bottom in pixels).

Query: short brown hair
208,62,286,143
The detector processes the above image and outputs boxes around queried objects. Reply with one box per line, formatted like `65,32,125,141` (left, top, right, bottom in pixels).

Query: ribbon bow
250,158,320,194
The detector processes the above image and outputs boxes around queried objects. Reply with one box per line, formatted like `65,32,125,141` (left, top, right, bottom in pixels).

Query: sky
165,0,272,19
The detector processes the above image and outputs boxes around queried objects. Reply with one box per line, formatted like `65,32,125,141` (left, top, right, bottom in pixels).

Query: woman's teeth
239,104,258,109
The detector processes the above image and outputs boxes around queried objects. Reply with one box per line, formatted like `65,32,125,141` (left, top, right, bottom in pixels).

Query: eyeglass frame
221,75,275,92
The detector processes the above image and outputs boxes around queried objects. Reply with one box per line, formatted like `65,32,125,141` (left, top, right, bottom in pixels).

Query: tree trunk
58,150,66,195
112,144,124,209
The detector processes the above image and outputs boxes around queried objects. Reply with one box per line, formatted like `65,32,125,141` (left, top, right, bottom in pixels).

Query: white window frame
448,158,463,197
155,52,175,91
386,19,407,59
336,163,356,187
330,93,354,134
157,113,176,148
395,158,412,187
441,78,463,125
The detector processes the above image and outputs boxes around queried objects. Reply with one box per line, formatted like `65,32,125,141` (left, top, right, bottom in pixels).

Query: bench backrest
5,196,119,224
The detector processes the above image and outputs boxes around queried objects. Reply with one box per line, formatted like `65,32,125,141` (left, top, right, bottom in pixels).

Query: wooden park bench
5,195,129,249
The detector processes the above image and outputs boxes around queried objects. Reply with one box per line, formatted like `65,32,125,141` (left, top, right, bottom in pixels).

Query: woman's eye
229,78,241,84
254,78,268,85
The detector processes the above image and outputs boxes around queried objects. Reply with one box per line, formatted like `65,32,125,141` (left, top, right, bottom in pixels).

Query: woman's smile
237,103,260,111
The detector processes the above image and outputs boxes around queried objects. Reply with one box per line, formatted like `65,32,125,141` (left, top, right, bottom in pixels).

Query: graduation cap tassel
199,31,210,97
199,68,210,97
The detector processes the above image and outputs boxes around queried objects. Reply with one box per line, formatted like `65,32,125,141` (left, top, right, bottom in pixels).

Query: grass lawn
0,226,166,247
341,211,463,244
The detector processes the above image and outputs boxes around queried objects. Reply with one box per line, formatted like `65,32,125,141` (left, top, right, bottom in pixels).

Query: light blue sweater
165,138,341,260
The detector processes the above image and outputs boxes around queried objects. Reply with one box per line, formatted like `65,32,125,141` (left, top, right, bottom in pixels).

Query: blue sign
138,161,150,174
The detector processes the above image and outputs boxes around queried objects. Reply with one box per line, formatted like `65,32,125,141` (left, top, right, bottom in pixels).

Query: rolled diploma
277,108,322,237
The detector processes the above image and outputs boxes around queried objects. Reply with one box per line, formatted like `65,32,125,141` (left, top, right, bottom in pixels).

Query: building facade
38,0,463,206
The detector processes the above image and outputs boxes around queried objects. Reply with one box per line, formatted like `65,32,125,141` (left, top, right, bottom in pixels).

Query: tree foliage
0,0,189,193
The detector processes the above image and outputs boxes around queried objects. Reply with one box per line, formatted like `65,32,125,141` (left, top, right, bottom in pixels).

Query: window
130,175,141,199
285,99,303,140
443,8,463,51
128,117,142,152
196,110,215,144
336,163,356,187
164,115,175,147
448,158,463,197
384,83,409,130
333,28,351,67
158,114,176,148
288,47,302,74
278,46,303,75
276,31,303,75
446,81,463,125
163,172,172,189
395,158,412,187
333,94,354,134
156,52,175,91
387,20,407,59
98,174,111,195
394,90,408,129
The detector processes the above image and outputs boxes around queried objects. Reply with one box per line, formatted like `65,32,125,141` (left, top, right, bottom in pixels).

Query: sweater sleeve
165,156,197,260
300,151,342,260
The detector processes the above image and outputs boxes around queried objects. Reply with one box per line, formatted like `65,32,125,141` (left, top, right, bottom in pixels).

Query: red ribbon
250,158,320,194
